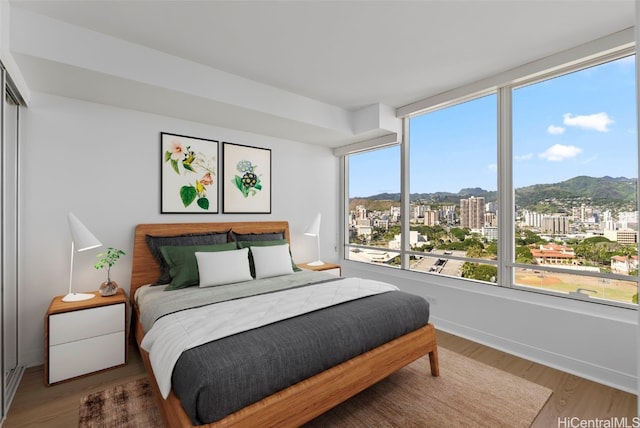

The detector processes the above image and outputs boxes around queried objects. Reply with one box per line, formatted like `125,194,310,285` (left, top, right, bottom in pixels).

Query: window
408,94,498,283
512,56,638,305
346,146,401,266
343,47,638,308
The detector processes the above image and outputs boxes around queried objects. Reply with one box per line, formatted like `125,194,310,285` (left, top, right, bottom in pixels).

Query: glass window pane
513,55,638,305
346,146,401,267
407,94,498,282
515,267,637,303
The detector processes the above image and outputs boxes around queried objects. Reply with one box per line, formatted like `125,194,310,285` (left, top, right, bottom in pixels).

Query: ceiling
7,0,636,147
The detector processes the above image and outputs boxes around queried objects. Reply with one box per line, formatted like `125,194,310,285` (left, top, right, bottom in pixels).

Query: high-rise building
424,210,439,226
522,209,542,228
460,196,485,229
541,215,569,234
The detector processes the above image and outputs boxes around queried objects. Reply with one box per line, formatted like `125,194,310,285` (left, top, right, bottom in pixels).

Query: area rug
78,347,552,427
78,377,162,428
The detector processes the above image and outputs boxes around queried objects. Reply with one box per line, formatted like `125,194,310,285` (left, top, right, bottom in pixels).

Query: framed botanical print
222,142,271,214
161,132,219,213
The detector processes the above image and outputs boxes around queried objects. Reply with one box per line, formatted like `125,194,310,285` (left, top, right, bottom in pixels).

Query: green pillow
236,240,301,277
160,242,237,290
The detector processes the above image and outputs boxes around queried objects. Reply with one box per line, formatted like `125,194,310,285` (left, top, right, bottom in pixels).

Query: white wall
343,261,638,394
0,0,29,101
18,92,338,367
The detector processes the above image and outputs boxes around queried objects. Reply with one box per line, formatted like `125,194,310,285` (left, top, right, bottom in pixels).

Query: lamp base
306,260,325,266
62,292,96,302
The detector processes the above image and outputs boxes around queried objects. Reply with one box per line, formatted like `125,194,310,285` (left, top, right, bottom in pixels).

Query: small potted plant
94,247,126,296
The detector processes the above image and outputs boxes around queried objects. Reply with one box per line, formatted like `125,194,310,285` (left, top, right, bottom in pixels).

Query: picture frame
161,132,219,213
222,142,272,214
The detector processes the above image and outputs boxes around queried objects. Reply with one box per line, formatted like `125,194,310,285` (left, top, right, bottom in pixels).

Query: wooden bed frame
130,221,439,427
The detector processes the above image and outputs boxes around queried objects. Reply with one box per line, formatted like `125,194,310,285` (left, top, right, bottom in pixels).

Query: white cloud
547,125,565,135
563,112,613,132
514,153,533,161
488,163,497,172
539,144,582,161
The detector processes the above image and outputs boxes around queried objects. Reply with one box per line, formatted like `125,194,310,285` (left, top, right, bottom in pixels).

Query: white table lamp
304,213,324,266
63,212,102,302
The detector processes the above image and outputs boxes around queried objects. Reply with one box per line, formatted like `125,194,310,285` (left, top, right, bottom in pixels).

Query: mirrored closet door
1,64,23,420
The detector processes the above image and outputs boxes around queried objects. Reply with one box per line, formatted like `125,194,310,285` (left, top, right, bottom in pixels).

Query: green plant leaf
170,159,180,174
180,185,197,207
197,197,209,210
234,175,243,191
164,151,172,162
255,184,262,191
183,161,195,172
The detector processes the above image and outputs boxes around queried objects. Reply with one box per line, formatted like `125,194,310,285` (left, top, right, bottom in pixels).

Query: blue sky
350,55,637,198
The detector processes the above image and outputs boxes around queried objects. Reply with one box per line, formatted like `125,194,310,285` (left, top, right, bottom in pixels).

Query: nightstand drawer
49,303,124,345
49,331,125,384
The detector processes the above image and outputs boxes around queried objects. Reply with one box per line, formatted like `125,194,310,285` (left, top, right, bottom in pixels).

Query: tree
575,241,596,265
461,262,497,282
485,241,498,257
616,244,638,275
515,245,534,263
473,264,498,282
461,262,475,278
516,229,544,246
466,245,484,258
449,227,468,241
594,244,612,268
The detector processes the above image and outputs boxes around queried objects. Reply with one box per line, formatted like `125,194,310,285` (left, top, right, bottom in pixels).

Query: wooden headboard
130,221,291,304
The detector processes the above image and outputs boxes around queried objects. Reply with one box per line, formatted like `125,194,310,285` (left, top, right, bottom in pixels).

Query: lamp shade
304,213,323,266
68,212,102,251
304,213,321,237
63,213,102,302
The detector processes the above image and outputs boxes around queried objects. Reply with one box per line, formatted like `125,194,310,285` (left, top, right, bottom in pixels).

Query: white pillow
195,248,253,287
251,243,295,279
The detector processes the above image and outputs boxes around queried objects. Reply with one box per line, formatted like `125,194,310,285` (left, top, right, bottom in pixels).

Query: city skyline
350,55,637,198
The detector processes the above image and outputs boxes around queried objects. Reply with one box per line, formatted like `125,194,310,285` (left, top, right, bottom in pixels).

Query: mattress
137,272,430,425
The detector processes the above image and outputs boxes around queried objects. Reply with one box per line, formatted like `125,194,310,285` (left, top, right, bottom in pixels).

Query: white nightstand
44,288,128,385
297,262,342,276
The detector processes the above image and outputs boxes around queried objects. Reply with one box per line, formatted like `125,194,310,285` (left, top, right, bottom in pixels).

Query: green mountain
515,176,636,208
350,176,637,210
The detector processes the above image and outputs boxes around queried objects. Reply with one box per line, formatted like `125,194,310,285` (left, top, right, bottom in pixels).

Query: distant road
412,250,464,276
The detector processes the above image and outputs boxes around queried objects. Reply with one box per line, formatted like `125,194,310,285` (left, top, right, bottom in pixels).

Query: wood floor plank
435,331,637,427
4,343,146,428
2,331,636,427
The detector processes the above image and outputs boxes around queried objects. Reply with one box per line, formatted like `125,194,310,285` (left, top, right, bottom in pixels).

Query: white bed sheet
141,276,398,398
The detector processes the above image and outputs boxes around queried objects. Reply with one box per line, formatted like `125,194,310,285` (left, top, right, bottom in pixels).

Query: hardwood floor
2,331,637,427
3,340,146,428
438,332,637,427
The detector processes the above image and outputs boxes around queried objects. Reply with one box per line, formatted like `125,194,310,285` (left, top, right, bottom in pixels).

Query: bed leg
429,348,440,377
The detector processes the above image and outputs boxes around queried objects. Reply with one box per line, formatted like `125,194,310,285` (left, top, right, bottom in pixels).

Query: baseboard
433,316,637,394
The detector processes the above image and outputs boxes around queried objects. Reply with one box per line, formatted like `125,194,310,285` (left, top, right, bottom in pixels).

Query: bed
130,221,439,427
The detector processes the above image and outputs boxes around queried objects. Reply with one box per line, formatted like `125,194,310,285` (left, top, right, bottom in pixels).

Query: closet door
1,67,22,418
